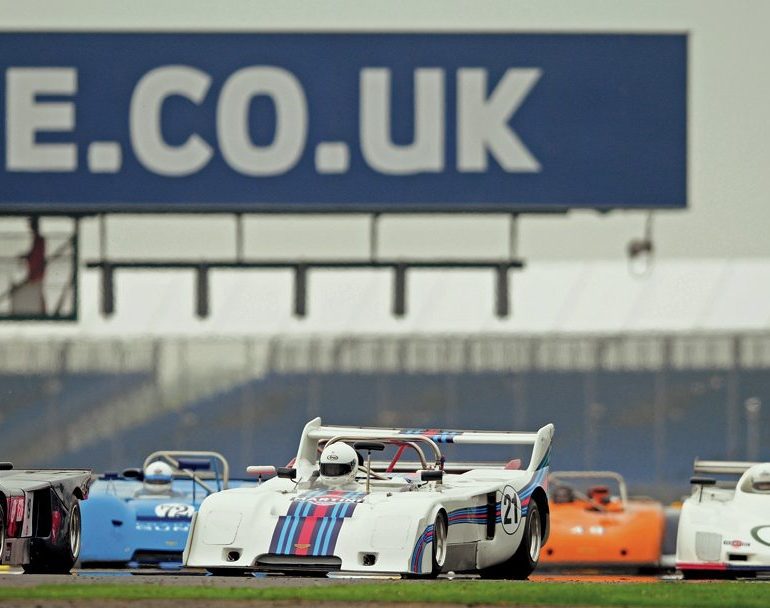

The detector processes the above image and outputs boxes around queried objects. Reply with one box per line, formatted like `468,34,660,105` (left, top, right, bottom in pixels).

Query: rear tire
481,501,542,580
23,502,81,574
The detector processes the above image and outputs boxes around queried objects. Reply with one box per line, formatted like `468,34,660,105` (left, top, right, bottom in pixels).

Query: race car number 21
500,485,522,535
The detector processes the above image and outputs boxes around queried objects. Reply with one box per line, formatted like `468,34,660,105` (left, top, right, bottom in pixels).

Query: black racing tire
508,501,542,579
481,501,542,580
429,511,448,578
681,569,736,580
79,560,130,569
0,503,5,559
23,502,81,574
207,568,248,577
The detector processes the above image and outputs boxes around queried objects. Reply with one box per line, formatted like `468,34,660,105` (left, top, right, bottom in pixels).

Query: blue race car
80,451,254,567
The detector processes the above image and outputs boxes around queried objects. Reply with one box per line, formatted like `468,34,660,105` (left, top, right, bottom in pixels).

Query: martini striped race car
184,417,555,578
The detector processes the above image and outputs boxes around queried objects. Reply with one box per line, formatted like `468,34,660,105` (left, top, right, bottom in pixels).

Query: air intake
254,554,342,572
695,532,722,561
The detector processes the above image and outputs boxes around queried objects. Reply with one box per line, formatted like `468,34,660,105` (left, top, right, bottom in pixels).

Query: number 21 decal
500,485,522,535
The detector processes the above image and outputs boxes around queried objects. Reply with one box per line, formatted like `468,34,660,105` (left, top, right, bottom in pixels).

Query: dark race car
0,462,91,573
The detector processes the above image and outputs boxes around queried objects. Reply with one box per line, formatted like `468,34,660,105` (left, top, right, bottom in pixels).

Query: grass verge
0,581,767,607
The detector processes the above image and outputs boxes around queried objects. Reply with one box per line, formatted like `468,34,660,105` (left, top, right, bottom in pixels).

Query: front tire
0,503,6,562
429,512,448,577
23,502,81,574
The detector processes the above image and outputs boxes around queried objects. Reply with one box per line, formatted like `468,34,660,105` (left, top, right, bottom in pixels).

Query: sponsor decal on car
269,490,366,557
751,525,770,548
154,504,196,519
134,503,196,531
136,522,191,533
723,539,751,548
400,429,461,444
291,491,365,506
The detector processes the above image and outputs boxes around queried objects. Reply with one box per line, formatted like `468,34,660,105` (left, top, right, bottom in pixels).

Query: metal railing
2,333,770,376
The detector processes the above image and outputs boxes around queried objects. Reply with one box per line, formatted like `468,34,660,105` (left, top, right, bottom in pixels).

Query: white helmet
143,460,173,494
318,442,359,487
750,465,770,493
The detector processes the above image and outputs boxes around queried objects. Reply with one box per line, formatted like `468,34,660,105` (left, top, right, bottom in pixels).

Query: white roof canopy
3,259,769,338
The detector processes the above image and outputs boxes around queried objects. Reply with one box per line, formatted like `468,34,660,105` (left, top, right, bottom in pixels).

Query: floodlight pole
509,213,519,260
498,213,520,318
370,213,380,262
235,213,244,263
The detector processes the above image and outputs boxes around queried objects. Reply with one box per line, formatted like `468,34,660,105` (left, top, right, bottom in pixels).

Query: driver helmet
587,485,611,505
143,460,173,494
318,442,359,487
750,465,770,493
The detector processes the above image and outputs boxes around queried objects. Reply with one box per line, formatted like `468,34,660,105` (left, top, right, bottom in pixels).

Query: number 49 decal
500,485,522,535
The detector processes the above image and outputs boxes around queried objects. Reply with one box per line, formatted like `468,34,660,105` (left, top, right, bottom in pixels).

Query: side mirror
276,467,297,480
121,467,143,480
354,442,385,494
247,465,277,478
691,476,716,504
420,470,444,483
354,441,386,452
0,462,13,471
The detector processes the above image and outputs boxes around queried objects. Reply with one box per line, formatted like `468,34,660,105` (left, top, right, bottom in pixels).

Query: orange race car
540,471,678,571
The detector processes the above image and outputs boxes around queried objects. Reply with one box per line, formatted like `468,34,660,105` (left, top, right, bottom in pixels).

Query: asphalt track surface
1,566,668,586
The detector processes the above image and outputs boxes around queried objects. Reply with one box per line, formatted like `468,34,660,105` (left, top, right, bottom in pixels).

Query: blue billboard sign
0,33,686,212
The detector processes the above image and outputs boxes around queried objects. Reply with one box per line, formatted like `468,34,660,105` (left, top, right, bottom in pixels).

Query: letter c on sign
130,66,213,177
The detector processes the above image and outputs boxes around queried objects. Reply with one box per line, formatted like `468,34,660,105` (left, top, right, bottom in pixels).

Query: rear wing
296,417,554,476
0,468,92,500
693,459,759,476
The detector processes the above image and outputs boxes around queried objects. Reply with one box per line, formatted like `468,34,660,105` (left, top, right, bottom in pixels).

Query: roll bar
325,435,438,469
143,450,230,493
549,471,628,505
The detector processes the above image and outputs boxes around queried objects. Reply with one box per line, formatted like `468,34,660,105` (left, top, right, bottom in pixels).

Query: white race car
184,417,554,578
676,459,770,578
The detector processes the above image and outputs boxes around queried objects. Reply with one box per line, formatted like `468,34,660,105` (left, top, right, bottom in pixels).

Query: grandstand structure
1,259,768,499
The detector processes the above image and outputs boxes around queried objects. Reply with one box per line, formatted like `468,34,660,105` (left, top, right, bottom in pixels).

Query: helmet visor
320,462,353,477
753,481,770,491
145,476,172,485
